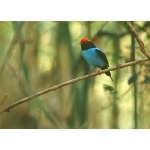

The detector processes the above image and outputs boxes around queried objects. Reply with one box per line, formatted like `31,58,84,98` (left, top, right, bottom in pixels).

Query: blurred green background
0,21,150,129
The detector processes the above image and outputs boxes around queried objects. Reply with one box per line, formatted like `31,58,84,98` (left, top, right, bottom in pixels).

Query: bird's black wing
95,49,109,67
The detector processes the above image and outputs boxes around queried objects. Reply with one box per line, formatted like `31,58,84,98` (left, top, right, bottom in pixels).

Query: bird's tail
105,71,113,81
101,66,113,81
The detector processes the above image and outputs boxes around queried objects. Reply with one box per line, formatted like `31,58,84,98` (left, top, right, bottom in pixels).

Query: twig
0,94,8,109
125,21,150,59
0,58,149,114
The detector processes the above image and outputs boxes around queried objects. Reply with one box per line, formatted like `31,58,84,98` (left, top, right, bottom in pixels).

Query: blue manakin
79,38,113,81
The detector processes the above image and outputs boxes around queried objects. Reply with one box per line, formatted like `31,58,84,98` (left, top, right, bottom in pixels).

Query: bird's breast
81,48,106,67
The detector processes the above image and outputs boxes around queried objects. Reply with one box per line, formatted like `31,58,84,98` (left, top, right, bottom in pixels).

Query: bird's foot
88,68,96,76
88,72,92,76
97,69,101,76
116,64,121,68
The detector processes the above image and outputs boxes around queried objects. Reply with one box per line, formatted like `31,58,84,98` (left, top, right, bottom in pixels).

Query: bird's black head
79,38,96,50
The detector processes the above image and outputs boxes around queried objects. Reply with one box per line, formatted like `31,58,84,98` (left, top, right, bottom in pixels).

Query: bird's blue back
81,48,106,67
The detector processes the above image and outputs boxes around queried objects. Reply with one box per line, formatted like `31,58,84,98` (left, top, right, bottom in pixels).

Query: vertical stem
111,22,122,129
131,25,138,129
112,37,120,128
0,22,24,77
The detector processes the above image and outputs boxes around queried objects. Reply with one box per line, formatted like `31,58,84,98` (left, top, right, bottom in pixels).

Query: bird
79,37,113,81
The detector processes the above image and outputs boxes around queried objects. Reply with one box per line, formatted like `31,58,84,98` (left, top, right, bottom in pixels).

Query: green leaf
128,74,138,85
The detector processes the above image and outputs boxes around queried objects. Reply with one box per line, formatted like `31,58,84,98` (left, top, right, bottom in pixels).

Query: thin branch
125,21,150,59
0,58,149,114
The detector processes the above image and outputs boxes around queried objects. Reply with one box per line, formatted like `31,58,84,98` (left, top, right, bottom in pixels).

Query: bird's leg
88,68,96,76
97,68,102,76
116,64,121,68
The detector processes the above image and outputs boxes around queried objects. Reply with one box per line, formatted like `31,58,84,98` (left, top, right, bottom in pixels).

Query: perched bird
79,37,113,81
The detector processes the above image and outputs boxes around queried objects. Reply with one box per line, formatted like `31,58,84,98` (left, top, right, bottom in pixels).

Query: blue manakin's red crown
80,38,91,44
